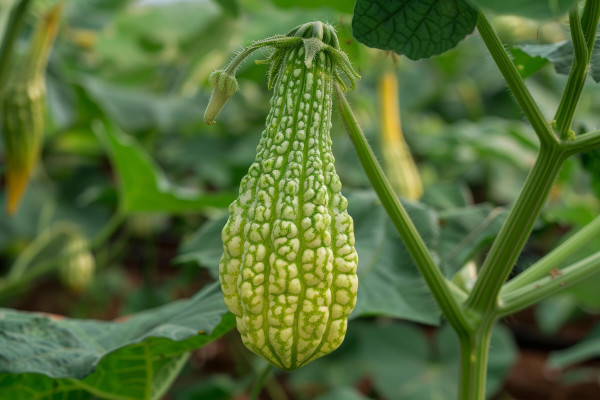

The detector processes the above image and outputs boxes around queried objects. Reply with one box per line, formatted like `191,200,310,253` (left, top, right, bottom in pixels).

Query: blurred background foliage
0,0,600,399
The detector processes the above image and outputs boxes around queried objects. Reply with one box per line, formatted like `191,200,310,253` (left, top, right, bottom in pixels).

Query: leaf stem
335,83,471,333
224,36,301,75
475,10,558,146
465,144,568,314
502,215,600,293
249,363,274,400
553,4,599,139
90,211,126,250
497,252,600,317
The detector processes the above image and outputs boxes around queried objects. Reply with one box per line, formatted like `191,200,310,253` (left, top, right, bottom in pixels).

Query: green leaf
468,0,576,19
512,41,573,78
81,76,206,133
361,323,516,399
352,0,477,60
549,323,600,369
509,46,551,79
291,320,516,399
347,190,441,325
176,213,228,279
421,183,472,210
0,223,88,300
170,375,238,400
514,34,600,83
95,122,234,214
438,205,507,277
0,283,235,399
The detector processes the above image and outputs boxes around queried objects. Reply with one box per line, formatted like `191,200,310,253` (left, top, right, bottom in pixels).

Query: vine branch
497,252,600,317
466,145,568,314
502,215,600,293
475,10,558,146
335,83,471,334
554,2,600,139
563,129,600,153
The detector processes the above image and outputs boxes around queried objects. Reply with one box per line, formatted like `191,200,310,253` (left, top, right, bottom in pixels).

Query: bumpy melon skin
219,45,358,370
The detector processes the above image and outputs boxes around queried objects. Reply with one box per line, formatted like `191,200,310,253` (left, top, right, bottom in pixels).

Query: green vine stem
475,10,558,146
334,83,471,334
497,251,600,317
502,215,600,293
554,1,600,139
563,129,600,153
466,10,574,315
465,144,568,314
458,318,495,400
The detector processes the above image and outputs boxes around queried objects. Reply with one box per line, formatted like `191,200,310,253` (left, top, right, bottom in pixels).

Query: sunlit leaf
95,122,234,214
0,283,235,399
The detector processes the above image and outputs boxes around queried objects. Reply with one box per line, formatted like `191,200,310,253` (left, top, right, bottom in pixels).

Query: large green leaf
0,283,235,399
352,0,477,60
468,0,576,19
346,190,441,324
81,76,206,133
361,323,516,399
290,320,516,399
95,122,233,213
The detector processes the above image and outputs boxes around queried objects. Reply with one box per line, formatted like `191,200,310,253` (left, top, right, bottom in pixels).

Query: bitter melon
206,21,360,370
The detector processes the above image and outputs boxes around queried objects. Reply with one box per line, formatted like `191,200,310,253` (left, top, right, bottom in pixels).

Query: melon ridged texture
219,26,359,370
